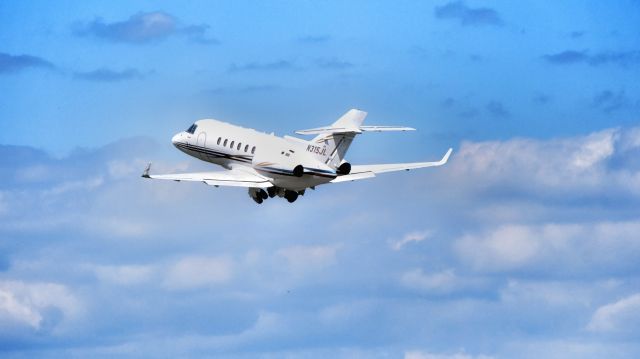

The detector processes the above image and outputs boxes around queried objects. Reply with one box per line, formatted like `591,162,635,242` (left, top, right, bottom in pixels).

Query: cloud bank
1,124,640,357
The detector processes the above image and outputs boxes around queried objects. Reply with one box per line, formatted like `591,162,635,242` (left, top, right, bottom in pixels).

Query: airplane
142,109,452,204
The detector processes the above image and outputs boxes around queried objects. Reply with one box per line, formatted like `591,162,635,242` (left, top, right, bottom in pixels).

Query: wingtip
142,162,152,178
441,148,453,164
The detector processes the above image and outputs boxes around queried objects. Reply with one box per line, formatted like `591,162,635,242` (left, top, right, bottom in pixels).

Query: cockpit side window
186,124,198,134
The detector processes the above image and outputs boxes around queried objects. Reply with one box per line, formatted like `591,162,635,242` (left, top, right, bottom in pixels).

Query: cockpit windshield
186,124,198,134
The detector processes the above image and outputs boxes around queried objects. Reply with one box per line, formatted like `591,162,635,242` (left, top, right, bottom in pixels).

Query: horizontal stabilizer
296,125,415,135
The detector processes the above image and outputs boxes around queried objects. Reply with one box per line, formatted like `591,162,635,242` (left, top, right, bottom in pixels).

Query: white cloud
391,230,430,250
454,221,640,273
44,176,104,196
0,287,41,328
318,300,374,326
14,164,49,182
277,244,340,270
85,216,154,238
499,280,606,308
107,159,145,179
455,225,545,271
498,339,637,359
571,130,617,169
401,269,459,293
587,293,640,332
405,350,494,359
444,127,640,198
0,280,82,332
163,256,233,290
92,264,155,286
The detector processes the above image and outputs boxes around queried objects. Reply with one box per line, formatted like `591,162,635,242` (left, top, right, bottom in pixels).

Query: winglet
142,162,152,178
439,148,453,165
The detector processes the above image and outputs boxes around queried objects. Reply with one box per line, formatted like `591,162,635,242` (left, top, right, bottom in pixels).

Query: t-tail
295,109,415,170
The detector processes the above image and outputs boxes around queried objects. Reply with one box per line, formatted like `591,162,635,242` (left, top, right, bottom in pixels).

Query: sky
1,1,640,358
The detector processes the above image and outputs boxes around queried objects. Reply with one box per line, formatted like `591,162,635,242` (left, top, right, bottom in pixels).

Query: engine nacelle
337,162,351,175
252,142,335,180
252,147,314,178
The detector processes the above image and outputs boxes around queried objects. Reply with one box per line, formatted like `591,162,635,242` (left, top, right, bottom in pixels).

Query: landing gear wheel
284,190,299,203
267,187,277,198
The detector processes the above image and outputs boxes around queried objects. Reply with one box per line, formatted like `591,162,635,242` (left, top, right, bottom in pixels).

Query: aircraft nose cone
171,133,182,146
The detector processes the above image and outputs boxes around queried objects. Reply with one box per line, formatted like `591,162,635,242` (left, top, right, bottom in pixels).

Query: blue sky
1,1,640,358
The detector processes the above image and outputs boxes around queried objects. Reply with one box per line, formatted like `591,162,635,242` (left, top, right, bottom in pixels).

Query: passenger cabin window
186,124,198,134
223,139,228,146
217,137,221,145
230,141,235,149
251,146,256,154
237,143,242,150
244,145,249,152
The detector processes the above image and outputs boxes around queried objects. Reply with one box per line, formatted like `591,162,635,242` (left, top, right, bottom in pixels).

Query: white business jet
143,109,452,203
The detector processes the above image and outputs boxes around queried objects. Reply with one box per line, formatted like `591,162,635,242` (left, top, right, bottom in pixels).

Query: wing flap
329,171,376,183
142,164,272,188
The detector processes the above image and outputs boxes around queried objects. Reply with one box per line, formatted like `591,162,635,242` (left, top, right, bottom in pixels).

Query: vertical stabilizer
306,109,367,168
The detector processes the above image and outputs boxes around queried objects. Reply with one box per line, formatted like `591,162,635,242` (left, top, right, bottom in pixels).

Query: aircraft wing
142,164,272,188
331,148,452,183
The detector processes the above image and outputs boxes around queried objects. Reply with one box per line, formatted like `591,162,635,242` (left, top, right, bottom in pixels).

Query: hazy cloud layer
228,60,295,72
74,11,218,44
434,1,504,27
74,68,143,82
0,52,54,73
485,101,510,118
591,89,637,113
543,50,640,68
297,35,331,44
316,58,355,70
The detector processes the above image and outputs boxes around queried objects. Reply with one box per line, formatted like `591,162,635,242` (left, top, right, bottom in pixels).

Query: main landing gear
284,190,298,203
249,187,303,204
